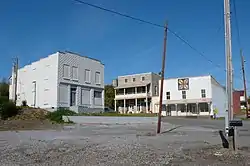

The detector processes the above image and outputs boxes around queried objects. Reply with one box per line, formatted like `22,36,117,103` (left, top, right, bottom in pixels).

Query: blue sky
0,0,250,90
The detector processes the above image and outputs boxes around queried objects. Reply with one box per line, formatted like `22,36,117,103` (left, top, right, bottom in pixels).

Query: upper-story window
125,79,128,83
133,78,136,82
182,91,186,99
166,91,170,100
201,89,206,98
72,66,78,80
85,69,91,83
63,64,70,79
141,77,145,81
154,86,158,95
95,72,101,85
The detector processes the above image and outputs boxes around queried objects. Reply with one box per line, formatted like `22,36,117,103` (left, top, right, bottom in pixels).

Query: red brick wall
233,91,241,114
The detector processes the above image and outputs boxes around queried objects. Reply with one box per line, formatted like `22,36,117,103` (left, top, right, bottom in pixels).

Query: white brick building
153,75,227,117
9,51,104,113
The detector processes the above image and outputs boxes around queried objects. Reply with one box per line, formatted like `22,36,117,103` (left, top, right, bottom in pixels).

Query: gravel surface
0,123,250,165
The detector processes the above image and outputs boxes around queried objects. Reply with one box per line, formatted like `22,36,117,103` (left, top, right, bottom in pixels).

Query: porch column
135,98,138,113
124,99,126,113
124,89,126,113
196,103,199,115
115,99,117,112
185,103,187,116
146,86,148,113
135,87,137,94
175,104,178,116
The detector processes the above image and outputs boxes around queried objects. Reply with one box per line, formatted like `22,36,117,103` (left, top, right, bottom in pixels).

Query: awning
155,98,212,105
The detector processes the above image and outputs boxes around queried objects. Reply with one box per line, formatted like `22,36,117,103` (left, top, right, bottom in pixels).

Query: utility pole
240,49,248,118
224,0,234,134
157,22,168,134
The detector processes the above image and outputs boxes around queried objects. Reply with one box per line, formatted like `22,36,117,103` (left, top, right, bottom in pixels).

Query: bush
22,100,27,107
46,108,76,123
0,101,19,120
0,96,9,104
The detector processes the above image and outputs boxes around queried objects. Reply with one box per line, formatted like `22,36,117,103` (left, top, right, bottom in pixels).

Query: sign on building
178,78,189,90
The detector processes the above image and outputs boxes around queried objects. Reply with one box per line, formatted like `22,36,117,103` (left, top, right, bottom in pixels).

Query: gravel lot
0,122,250,166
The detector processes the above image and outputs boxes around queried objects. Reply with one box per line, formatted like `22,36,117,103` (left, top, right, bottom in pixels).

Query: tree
104,85,115,109
0,78,9,97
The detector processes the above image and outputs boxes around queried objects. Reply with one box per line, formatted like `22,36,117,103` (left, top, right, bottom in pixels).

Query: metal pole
224,0,233,134
241,50,249,118
157,22,168,134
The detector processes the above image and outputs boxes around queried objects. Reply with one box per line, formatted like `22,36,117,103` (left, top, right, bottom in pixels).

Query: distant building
9,51,104,113
113,72,161,113
154,75,227,117
233,90,247,114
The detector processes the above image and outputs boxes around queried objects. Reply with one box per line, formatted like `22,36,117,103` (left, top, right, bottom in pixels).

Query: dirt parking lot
0,122,250,166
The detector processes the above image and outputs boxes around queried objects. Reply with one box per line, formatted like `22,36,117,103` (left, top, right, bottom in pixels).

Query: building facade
9,51,104,113
153,75,227,117
113,73,161,113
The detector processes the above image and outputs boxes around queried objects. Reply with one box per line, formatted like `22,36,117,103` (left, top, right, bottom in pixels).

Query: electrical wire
73,0,248,85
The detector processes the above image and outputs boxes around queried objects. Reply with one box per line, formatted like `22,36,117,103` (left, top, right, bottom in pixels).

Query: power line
232,0,241,48
73,0,222,68
73,0,249,85
74,0,164,28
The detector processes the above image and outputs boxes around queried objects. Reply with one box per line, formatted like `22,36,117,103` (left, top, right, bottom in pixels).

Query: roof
59,51,104,65
114,83,150,89
117,72,159,78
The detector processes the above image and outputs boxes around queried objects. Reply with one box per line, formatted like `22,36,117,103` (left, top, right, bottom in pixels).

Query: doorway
70,87,77,106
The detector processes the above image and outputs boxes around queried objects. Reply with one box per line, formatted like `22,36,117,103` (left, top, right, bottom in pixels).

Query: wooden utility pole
157,22,168,134
240,49,248,118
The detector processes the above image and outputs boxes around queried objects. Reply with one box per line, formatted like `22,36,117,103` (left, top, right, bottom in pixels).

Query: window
141,77,145,81
133,78,136,82
94,91,102,98
72,66,78,80
63,64,70,78
182,91,186,99
125,79,128,83
85,69,91,83
81,88,90,105
95,72,101,84
166,91,170,100
154,86,158,95
201,89,206,98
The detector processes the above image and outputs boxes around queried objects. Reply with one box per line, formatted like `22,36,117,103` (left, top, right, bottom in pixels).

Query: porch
155,102,211,116
115,98,152,114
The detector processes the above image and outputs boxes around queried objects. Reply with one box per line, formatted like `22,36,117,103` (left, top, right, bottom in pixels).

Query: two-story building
113,72,161,113
9,51,104,113
153,75,227,117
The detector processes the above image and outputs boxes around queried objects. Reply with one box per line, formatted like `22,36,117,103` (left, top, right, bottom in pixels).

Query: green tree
104,85,115,109
0,78,9,97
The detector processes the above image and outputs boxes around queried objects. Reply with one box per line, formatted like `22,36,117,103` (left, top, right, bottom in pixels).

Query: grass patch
78,112,158,117
46,108,77,123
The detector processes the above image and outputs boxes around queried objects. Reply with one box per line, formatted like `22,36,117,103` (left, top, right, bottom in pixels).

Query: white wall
211,78,227,117
15,53,58,109
161,76,212,101
57,51,104,109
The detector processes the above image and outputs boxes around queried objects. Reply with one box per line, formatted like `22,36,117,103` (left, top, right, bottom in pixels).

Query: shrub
22,100,27,107
46,108,76,123
0,101,19,120
0,96,9,104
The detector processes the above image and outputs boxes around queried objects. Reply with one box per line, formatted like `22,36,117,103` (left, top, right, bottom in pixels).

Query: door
32,81,36,107
70,87,77,106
